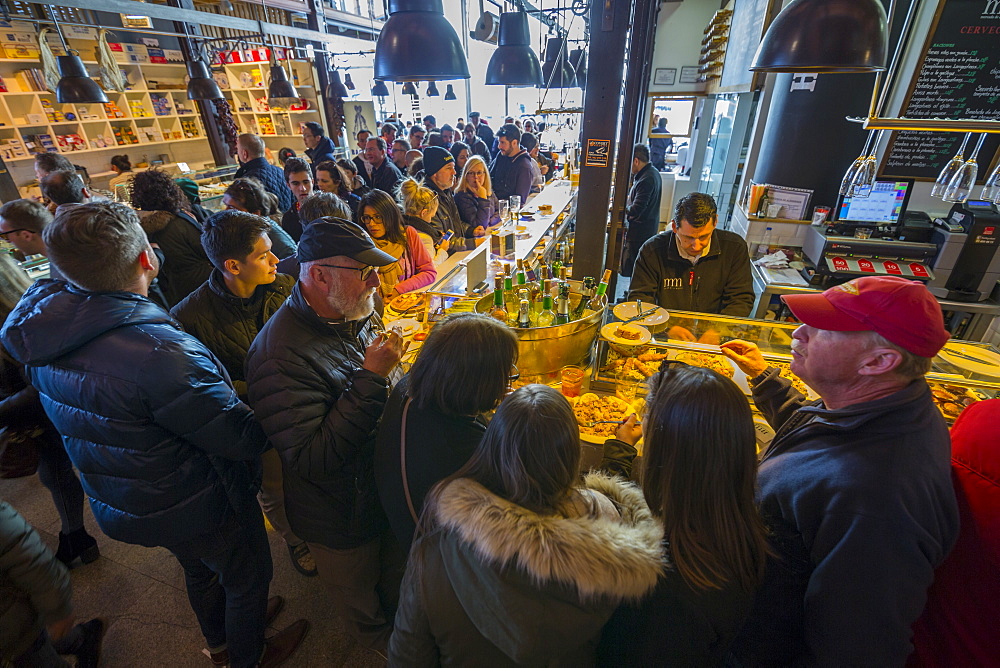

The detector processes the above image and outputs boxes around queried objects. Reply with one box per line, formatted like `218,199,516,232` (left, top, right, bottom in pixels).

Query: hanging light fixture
371,79,390,97
444,83,457,100
186,60,224,100
750,0,888,73
344,73,355,90
485,12,542,86
569,48,587,88
374,0,470,82
426,81,440,96
56,54,109,103
327,70,349,98
402,81,418,96
267,61,299,106
540,37,575,89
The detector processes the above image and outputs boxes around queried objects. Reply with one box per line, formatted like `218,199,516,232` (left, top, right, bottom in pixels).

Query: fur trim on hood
434,472,664,601
136,209,176,236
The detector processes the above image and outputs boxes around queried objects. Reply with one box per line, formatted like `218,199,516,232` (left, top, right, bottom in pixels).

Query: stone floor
0,474,386,667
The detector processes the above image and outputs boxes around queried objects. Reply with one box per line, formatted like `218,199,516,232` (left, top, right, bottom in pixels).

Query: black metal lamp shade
540,37,575,89
426,81,440,96
371,79,390,97
56,55,108,104
485,12,542,86
267,65,299,104
569,48,587,88
186,60,224,100
750,0,888,73
444,83,457,100
402,81,418,96
328,70,349,98
374,0,470,82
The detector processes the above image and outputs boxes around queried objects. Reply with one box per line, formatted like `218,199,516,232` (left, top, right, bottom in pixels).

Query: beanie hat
422,146,454,178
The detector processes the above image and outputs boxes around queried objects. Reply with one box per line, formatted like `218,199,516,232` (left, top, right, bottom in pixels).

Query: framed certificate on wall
653,68,676,86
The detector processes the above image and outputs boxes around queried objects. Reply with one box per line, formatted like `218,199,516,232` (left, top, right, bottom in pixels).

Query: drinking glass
509,195,522,219
943,134,987,204
932,133,972,198
498,198,509,225
980,161,1000,202
839,130,876,196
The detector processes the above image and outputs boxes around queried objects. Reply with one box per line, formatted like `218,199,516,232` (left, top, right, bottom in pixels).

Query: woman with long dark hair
357,189,436,300
131,169,213,307
375,313,517,551
314,160,361,214
389,384,663,665
598,363,769,665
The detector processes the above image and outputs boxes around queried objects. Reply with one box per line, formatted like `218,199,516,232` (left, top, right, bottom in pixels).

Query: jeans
171,510,273,668
35,429,85,534
257,448,302,548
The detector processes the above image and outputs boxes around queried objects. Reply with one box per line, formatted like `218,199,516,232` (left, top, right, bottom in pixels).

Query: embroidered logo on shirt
662,278,683,289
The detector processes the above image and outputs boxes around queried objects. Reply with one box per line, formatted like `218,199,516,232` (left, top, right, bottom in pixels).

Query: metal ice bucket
474,283,606,377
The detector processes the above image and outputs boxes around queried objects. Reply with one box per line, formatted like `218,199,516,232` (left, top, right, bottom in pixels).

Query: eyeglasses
0,228,27,239
508,364,520,383
360,214,383,224
316,264,376,280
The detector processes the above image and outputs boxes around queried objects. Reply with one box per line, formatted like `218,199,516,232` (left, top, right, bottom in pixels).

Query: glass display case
591,307,1000,424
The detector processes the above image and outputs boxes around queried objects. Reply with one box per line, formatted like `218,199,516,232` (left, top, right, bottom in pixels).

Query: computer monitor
835,179,913,225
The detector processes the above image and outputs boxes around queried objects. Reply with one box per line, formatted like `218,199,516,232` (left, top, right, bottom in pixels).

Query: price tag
909,263,930,278
857,259,875,273
830,256,850,272
883,260,902,275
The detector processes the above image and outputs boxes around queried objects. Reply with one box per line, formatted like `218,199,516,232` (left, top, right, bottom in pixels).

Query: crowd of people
0,112,995,668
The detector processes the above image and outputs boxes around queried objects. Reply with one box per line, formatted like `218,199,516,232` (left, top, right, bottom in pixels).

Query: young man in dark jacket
235,133,294,212
721,277,959,666
0,202,308,668
170,210,315,579
621,143,662,277
489,124,534,203
302,121,336,165
279,158,314,242
246,219,407,654
628,192,753,340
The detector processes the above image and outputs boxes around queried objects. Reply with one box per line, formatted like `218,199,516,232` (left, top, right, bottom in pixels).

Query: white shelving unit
216,59,322,143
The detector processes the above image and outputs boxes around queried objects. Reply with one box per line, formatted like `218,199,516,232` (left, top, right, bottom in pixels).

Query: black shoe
55,528,100,567
287,543,317,577
74,618,105,668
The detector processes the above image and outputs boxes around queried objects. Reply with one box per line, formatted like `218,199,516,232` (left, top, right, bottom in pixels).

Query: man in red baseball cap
720,276,959,666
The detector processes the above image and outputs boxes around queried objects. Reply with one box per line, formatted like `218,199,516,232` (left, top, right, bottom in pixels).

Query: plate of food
612,302,670,333
928,381,985,422
601,322,652,347
937,343,1000,378
568,392,639,443
673,350,736,379
388,292,425,314
600,349,668,381
388,317,421,338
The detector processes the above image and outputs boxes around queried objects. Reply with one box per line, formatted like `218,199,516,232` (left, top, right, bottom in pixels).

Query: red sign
985,226,995,235
858,259,875,272
883,261,902,275
831,256,849,272
909,263,930,278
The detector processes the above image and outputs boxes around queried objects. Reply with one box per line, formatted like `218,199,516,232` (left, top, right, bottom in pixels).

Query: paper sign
584,139,610,167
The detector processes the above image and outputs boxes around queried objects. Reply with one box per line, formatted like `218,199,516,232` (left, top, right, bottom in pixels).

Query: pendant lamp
374,0,470,82
426,81,440,96
56,54,108,103
444,83,457,100
267,63,299,106
485,12,543,86
186,60,224,100
750,0,888,73
569,48,587,88
328,70,349,98
540,37,575,89
372,79,390,97
344,73,355,90
402,81,418,96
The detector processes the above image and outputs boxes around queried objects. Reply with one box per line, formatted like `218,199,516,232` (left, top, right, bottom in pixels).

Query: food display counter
592,305,1000,426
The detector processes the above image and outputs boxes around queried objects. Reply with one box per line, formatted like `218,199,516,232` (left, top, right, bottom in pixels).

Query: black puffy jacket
245,284,394,549
0,281,268,550
170,271,294,399
137,209,213,308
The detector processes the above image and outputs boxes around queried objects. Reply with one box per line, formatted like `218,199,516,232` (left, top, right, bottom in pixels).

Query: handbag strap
400,397,420,525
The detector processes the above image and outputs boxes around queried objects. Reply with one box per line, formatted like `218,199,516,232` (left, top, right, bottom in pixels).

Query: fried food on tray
773,362,813,397
389,292,424,312
601,354,662,381
674,352,735,378
570,393,632,438
927,381,982,421
614,326,642,341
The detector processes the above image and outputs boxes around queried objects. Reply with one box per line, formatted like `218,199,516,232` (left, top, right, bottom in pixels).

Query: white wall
645,0,720,98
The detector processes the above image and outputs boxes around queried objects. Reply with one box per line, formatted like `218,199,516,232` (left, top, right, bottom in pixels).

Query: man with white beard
246,218,407,657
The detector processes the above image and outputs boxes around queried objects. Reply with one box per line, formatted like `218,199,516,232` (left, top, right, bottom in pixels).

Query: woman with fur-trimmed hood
388,384,664,667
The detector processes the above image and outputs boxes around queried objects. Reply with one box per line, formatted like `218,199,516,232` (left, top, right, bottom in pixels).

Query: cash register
927,200,1000,302
803,179,940,285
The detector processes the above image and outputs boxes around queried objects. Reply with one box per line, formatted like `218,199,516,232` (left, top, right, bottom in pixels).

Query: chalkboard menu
880,0,1000,182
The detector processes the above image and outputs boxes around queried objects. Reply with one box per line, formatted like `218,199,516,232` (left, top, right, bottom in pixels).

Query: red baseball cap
781,276,949,358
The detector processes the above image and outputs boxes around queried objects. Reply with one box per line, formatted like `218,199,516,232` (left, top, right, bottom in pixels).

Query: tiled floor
1,474,386,667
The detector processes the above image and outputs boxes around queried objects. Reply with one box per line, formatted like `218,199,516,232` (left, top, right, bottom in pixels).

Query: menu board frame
879,0,1000,182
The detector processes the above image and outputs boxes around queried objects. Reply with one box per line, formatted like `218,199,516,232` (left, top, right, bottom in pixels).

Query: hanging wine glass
839,131,876,196
979,161,1000,202
931,133,972,198
845,130,883,199
943,133,987,204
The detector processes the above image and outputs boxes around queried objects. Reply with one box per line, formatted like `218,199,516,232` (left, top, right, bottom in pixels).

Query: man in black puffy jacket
246,218,406,654
0,202,307,668
170,210,316,579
